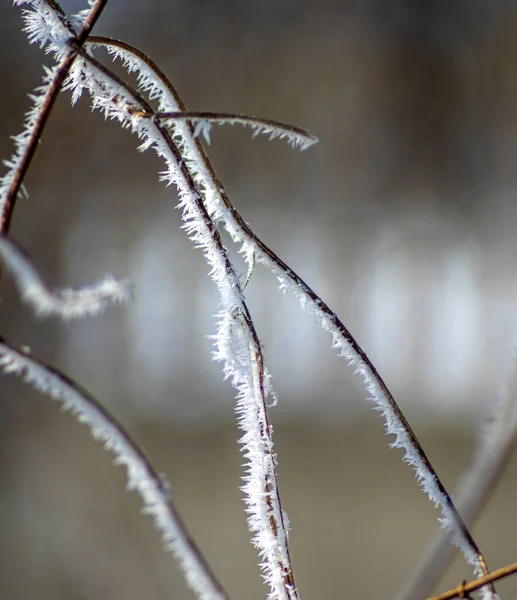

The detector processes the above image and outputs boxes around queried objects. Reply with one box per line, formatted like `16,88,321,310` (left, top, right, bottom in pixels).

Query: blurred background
0,0,516,599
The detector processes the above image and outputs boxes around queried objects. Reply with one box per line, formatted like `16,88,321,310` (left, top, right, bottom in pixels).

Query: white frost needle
130,110,318,150
0,236,132,319
72,37,301,600
82,35,494,590
1,0,105,233
0,339,229,600
53,32,299,600
6,3,497,599
65,34,494,592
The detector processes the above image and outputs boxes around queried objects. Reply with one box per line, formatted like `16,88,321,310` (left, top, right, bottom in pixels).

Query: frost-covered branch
5,3,500,599
0,337,229,600
14,4,298,596
397,345,517,600
0,236,132,318
88,37,496,593
0,0,107,233
128,109,318,150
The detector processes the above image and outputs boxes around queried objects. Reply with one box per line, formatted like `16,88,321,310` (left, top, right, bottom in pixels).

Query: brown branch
1,0,107,233
66,43,300,600
428,563,517,600
85,37,494,588
0,337,230,600
397,414,517,600
128,109,318,148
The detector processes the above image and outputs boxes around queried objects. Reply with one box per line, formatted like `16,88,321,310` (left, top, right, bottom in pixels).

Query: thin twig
65,40,300,600
397,427,517,600
0,337,229,600
0,0,106,233
427,563,517,600
397,346,517,600
0,235,132,318
6,1,299,595
86,37,494,587
128,109,318,149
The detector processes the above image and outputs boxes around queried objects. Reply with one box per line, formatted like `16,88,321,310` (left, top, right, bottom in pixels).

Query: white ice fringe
0,236,132,319
143,112,317,150
86,39,315,228
14,0,72,51
90,35,495,590
0,341,226,600
86,39,223,214
61,23,298,600
9,3,490,597
0,65,56,223
1,0,75,227
87,42,317,150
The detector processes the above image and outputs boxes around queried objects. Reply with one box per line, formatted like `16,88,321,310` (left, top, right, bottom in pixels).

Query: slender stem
397,416,517,600
1,0,107,233
69,43,300,600
0,337,229,600
128,109,317,148
427,564,517,600
86,37,493,587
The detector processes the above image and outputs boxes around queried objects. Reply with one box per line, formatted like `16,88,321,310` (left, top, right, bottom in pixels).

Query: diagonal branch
87,36,495,591
397,347,517,600
0,0,106,233
427,563,517,600
0,337,229,600
59,35,300,600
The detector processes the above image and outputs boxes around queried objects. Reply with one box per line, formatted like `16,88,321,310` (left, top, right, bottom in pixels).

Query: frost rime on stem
1,0,105,233
0,62,60,228
0,236,132,319
53,19,298,600
4,2,294,598
6,2,494,599
87,35,496,595
0,340,227,600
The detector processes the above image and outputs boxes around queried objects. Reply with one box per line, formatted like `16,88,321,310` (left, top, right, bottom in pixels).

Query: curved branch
129,109,318,150
397,347,517,600
0,235,132,318
64,39,300,600
0,338,229,600
87,37,494,589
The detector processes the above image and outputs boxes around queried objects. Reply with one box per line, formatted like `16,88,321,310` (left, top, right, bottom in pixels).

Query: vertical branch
240,309,298,600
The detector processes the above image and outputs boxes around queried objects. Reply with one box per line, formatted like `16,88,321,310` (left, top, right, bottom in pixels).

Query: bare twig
427,563,517,600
